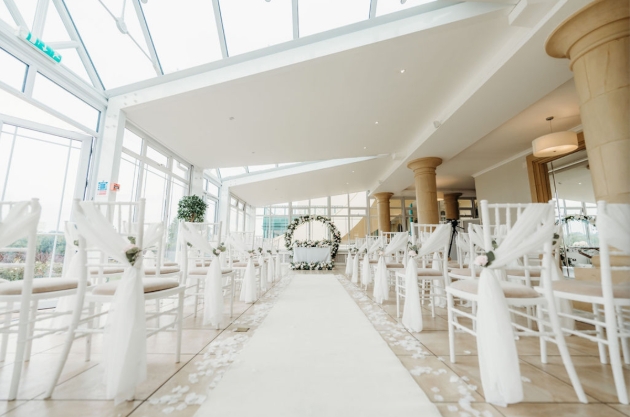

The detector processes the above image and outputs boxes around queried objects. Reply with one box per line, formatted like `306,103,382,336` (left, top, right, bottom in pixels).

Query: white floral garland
285,215,341,270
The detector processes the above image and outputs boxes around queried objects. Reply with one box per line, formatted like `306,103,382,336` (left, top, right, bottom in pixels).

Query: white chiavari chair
541,201,630,404
45,199,186,403
444,200,586,406
179,222,235,324
0,199,82,400
396,224,450,319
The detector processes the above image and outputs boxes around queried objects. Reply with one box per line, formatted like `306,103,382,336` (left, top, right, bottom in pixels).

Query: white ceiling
122,0,593,206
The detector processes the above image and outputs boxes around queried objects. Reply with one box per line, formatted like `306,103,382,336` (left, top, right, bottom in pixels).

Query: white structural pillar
92,105,126,202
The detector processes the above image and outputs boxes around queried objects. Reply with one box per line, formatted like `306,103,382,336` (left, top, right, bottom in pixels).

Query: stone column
546,0,629,203
373,192,394,233
443,193,462,220
407,157,443,224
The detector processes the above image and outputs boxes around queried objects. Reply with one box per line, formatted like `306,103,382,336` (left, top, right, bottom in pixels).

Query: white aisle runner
195,275,441,417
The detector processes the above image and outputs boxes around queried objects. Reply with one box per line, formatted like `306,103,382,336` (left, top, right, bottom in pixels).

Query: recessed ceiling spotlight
400,69,405,74
363,147,367,150
400,0,407,4
229,116,235,120
346,182,349,185
352,170,355,173
578,182,582,185
375,121,379,125
252,151,255,154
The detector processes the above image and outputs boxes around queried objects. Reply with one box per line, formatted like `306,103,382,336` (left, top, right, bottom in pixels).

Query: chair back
596,201,630,300
0,199,41,295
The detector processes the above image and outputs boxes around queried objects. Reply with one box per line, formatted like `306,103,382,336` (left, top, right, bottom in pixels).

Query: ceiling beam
211,0,228,58
132,0,164,76
291,0,299,39
369,0,378,19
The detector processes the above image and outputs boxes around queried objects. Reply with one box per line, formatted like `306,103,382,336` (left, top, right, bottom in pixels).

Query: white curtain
476,204,554,407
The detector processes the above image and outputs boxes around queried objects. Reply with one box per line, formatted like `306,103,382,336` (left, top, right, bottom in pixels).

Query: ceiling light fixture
532,116,578,157
363,147,367,150
400,69,405,74
229,116,235,120
375,121,379,125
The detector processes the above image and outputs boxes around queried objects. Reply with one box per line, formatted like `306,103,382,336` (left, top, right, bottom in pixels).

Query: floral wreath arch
285,215,341,269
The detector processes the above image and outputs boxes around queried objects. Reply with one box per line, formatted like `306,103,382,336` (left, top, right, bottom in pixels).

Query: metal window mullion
369,0,378,19
211,0,228,58
4,0,28,28
23,64,37,96
48,139,73,277
291,0,299,39
53,0,104,90
31,0,50,38
0,123,17,201
131,0,163,76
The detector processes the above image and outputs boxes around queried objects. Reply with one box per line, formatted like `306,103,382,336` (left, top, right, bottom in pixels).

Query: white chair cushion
232,262,260,268
0,278,84,295
189,267,233,275
417,268,444,277
92,278,178,296
449,268,481,278
506,269,542,278
144,267,180,275
386,263,405,269
89,267,125,275
450,279,540,298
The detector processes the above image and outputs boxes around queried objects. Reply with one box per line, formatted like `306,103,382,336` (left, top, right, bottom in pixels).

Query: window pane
298,0,370,37
123,129,143,154
142,165,167,223
292,200,309,207
330,194,348,207
331,217,349,243
0,89,81,132
32,73,100,129
376,0,439,17
206,181,219,196
0,48,26,90
165,179,186,261
310,197,327,206
146,146,168,167
348,191,366,206
141,0,223,73
219,0,292,56
172,160,189,180
206,199,217,223
117,152,141,202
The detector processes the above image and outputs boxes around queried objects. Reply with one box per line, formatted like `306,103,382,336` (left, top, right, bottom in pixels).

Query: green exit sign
22,31,62,63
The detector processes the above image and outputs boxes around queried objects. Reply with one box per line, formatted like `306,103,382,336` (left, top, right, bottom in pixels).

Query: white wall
474,155,532,204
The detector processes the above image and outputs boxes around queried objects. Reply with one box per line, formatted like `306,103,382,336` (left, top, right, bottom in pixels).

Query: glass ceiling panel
247,164,277,173
218,167,247,178
64,0,156,88
0,2,15,28
12,0,37,31
219,0,293,57
0,48,27,91
298,0,370,37
376,0,439,17
141,0,223,74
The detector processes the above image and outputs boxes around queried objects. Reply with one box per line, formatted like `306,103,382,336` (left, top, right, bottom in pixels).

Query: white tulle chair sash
0,201,41,248
476,204,555,407
373,233,409,304
597,204,630,255
352,254,360,284
179,223,223,327
73,202,157,405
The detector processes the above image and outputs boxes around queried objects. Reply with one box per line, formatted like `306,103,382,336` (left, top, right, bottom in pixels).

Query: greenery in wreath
284,215,341,259
556,214,596,225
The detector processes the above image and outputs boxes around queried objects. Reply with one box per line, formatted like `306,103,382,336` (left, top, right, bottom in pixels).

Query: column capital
373,192,394,202
546,0,629,68
443,192,463,201
407,157,443,174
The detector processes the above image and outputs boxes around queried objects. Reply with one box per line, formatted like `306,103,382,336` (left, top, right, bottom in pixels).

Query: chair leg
447,292,456,363
547,298,588,403
24,300,38,362
230,275,235,318
604,303,629,404
472,301,477,332
0,301,14,362
616,306,629,366
155,299,161,328
536,305,548,364
193,277,200,318
593,304,608,364
395,279,400,319
175,292,184,363
85,302,95,362
430,281,436,318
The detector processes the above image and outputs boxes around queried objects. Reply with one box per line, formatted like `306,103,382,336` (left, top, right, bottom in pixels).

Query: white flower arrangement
284,215,341,259
290,261,335,270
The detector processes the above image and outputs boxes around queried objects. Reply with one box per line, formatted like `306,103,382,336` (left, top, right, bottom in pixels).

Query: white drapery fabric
73,203,160,404
597,204,630,255
345,254,353,276
179,223,223,328
400,224,451,331
260,257,268,292
361,237,383,287
373,233,409,304
351,253,360,284
0,201,41,248
226,234,250,253
401,257,422,332
476,204,555,407
240,258,257,303
267,254,275,283
53,223,82,328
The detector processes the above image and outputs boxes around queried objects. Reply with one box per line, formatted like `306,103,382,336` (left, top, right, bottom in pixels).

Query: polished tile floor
0,268,628,416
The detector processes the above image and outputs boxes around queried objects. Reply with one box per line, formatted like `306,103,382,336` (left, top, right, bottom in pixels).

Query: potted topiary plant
177,195,207,223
